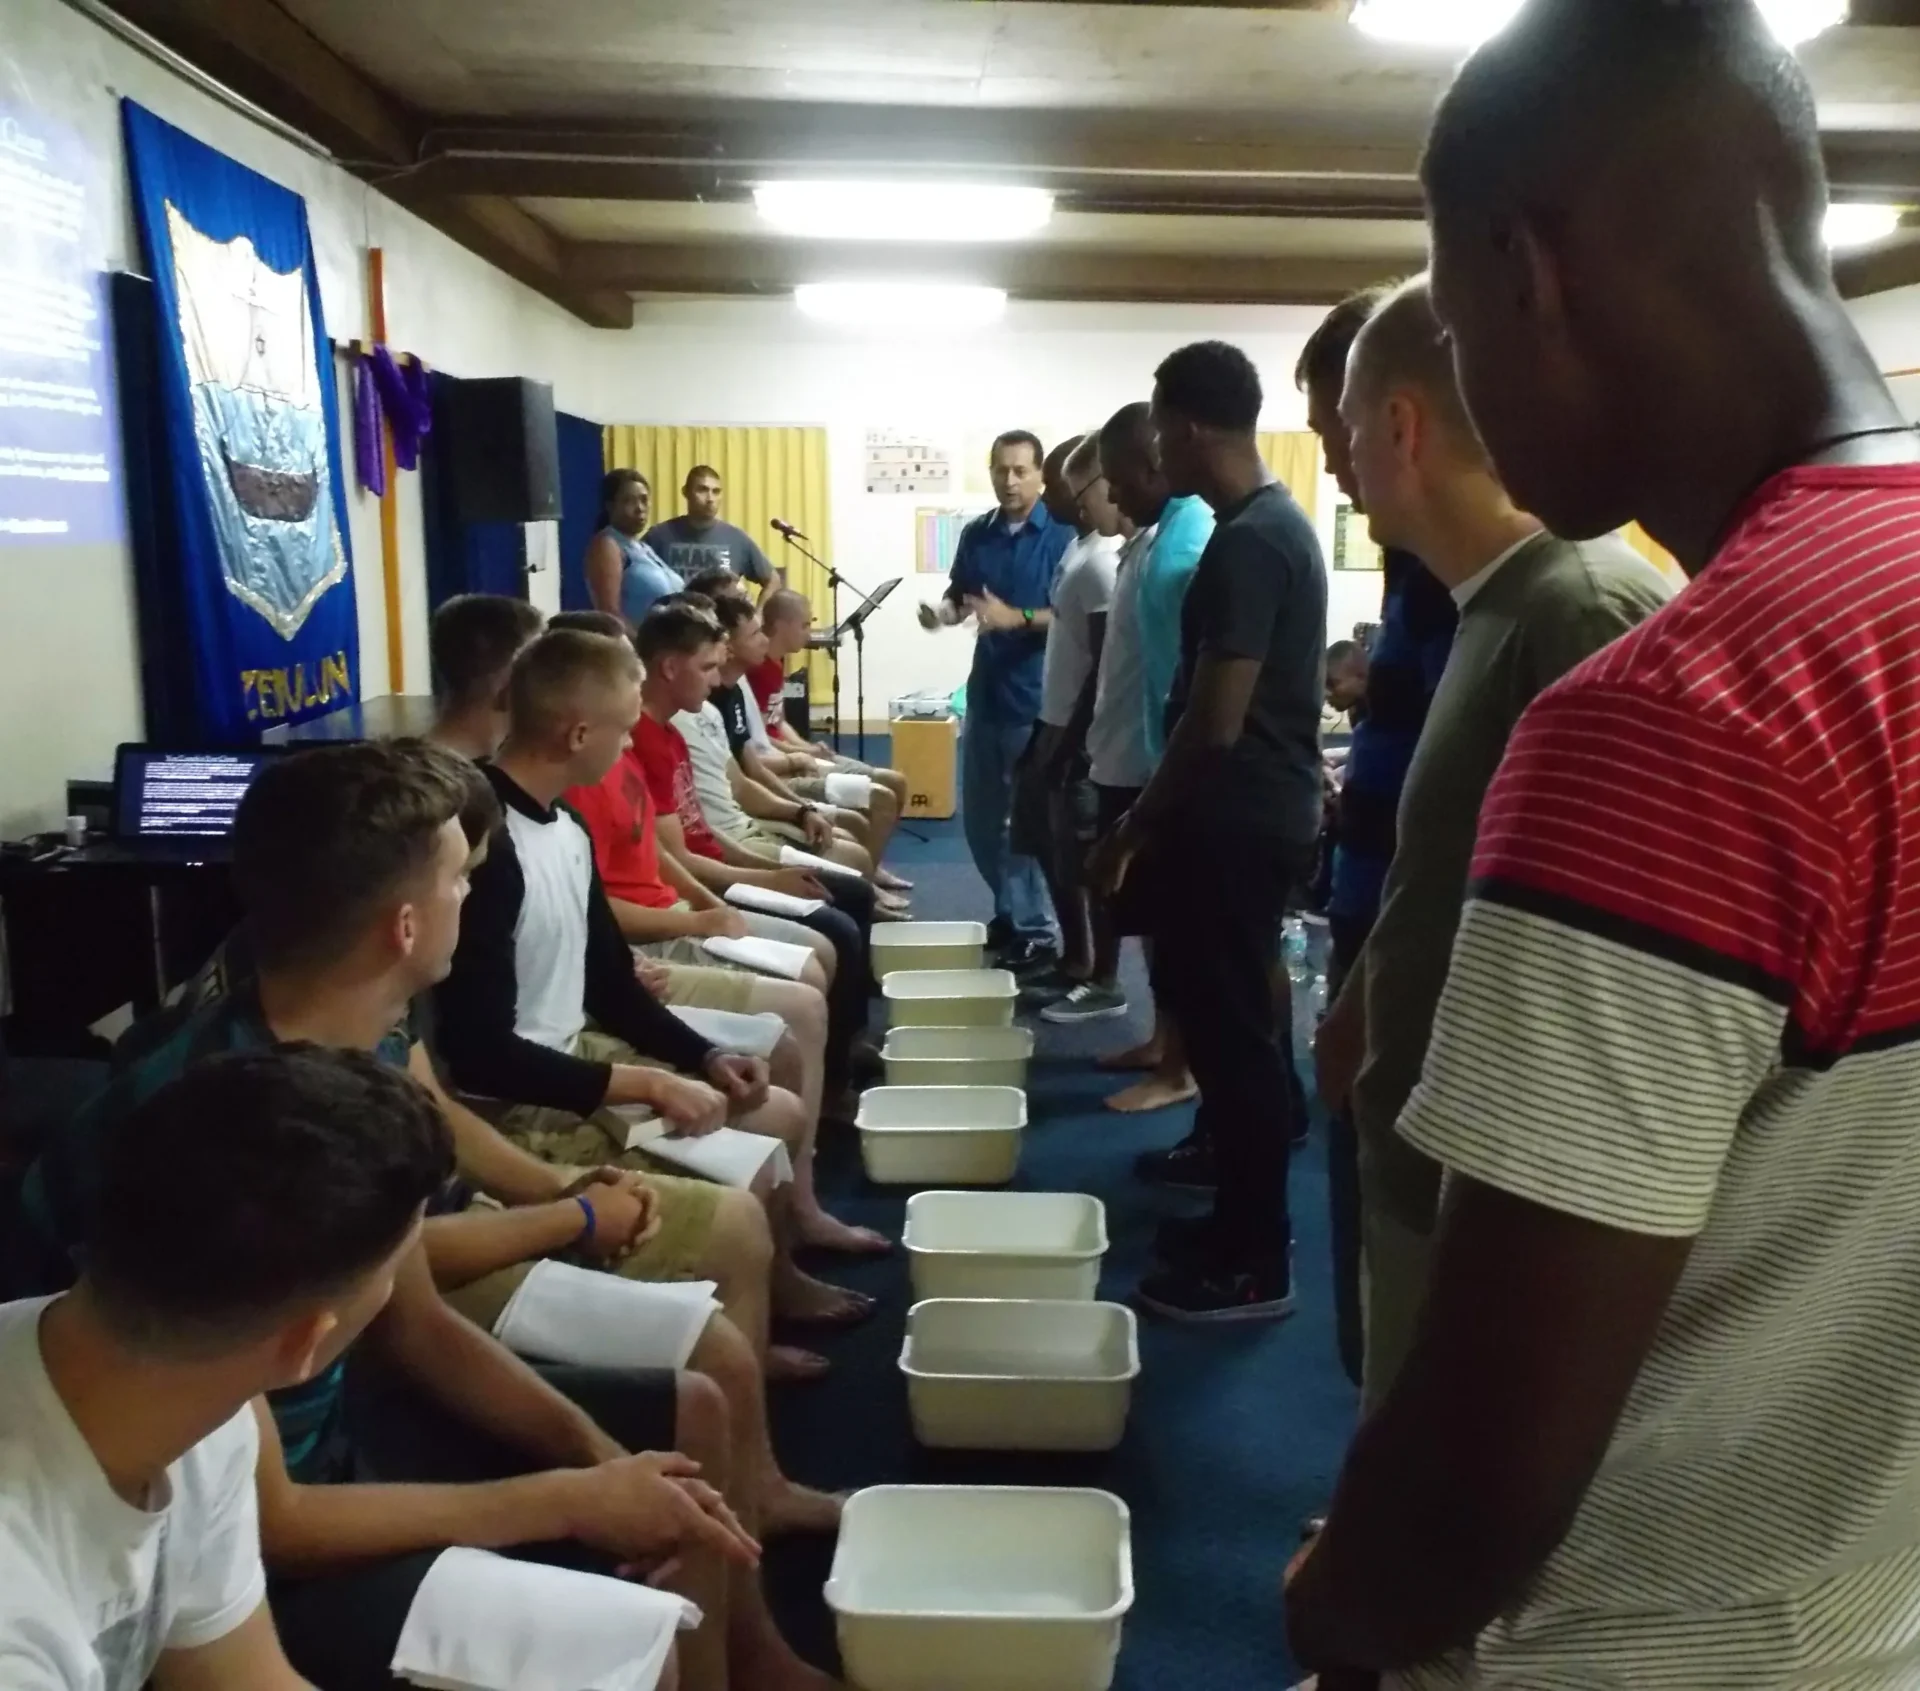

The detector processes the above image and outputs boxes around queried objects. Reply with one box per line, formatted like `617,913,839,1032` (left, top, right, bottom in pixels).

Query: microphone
771,518,807,541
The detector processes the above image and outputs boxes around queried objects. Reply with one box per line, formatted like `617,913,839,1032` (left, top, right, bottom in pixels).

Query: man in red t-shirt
756,588,910,811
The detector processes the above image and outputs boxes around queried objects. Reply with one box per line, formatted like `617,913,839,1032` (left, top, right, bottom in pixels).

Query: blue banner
121,101,356,739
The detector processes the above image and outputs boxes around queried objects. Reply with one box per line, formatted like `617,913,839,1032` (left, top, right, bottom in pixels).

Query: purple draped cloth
352,344,433,495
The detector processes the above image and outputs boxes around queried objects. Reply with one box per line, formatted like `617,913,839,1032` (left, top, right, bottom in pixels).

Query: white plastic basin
901,1299,1139,1453
855,1087,1025,1187
871,921,989,979
882,968,1017,1028
826,1486,1133,1691
882,1024,1034,1090
904,1191,1107,1301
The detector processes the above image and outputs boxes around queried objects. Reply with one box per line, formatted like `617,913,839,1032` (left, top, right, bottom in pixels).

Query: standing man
1297,287,1460,1391
1328,273,1670,1409
1092,344,1326,1323
1286,3,1920,1686
1084,402,1208,1113
645,466,781,592
1012,433,1123,1014
918,430,1073,965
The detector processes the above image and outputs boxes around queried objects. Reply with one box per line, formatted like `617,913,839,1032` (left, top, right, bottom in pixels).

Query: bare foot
875,890,912,914
875,868,914,892
767,1344,831,1382
775,1269,877,1326
797,1211,894,1255
1098,1039,1164,1073
761,1479,847,1538
1105,1074,1199,1114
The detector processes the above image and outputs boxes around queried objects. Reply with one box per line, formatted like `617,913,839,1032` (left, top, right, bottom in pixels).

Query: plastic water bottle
1282,916,1312,983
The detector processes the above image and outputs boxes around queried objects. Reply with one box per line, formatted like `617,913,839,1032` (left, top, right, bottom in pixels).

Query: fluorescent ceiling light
1351,0,1846,49
793,282,1008,329
1825,202,1904,250
754,181,1053,243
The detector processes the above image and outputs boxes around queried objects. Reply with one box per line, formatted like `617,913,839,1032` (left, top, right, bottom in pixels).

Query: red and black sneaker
1135,1258,1296,1325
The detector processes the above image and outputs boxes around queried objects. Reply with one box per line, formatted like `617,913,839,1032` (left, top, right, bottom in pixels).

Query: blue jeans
961,713,1054,942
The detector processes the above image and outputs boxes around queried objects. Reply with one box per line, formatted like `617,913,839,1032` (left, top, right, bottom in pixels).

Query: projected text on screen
0,106,119,543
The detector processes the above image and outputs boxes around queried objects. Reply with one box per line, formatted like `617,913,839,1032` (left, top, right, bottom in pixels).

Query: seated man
435,629,874,1336
695,586,909,895
552,611,883,1254
427,591,546,761
660,590,902,911
632,603,879,1081
0,1047,453,1691
8,745,828,1690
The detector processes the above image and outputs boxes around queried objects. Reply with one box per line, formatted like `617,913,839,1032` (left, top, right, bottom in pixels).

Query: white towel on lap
824,771,873,810
492,1261,718,1370
699,934,813,980
392,1546,700,1691
724,883,824,919
669,1004,786,1057
778,844,864,883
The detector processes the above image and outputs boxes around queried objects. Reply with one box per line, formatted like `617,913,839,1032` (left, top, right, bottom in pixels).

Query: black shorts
270,1361,680,1691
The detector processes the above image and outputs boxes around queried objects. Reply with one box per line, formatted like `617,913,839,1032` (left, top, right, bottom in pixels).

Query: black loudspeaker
435,376,560,524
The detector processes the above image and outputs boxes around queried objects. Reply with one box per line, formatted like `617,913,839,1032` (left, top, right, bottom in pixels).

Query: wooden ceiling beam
97,0,633,329
406,117,1920,214
561,239,1412,306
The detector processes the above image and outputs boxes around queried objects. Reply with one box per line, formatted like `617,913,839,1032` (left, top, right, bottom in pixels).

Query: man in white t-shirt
0,1046,452,1691
1012,433,1125,1019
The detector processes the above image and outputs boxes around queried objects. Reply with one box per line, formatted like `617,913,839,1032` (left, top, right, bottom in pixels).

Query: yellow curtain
1259,432,1323,528
602,424,835,701
1620,522,1687,587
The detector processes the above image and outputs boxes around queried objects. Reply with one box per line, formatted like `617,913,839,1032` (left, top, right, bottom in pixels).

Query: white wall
574,299,1379,720
0,0,592,831
1849,282,1920,422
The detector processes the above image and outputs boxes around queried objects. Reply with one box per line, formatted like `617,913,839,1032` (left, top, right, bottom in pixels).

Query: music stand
809,577,899,764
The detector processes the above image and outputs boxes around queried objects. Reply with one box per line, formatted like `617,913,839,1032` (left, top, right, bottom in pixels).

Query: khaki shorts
717,818,790,857
657,958,757,1014
491,1028,723,1281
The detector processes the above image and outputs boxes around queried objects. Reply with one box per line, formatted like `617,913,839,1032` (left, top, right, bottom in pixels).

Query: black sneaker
1134,1136,1216,1193
1017,967,1079,1007
1001,938,1061,973
1135,1258,1296,1325
1041,981,1129,1024
984,917,1015,955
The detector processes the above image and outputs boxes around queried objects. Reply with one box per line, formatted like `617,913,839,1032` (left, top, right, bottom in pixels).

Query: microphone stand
777,528,858,756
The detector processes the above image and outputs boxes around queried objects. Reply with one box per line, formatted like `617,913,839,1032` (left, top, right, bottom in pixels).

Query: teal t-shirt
1137,495,1213,763
13,972,417,1482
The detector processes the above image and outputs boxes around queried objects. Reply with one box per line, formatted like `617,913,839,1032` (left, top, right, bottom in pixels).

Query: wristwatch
1021,607,1035,625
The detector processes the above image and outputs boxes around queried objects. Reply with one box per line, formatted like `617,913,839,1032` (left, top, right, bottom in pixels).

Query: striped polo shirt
1393,464,1920,1689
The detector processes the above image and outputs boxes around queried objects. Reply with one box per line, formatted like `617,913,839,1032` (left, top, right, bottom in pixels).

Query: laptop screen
115,749,275,839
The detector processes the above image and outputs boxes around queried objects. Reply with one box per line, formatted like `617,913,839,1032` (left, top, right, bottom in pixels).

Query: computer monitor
112,746,281,840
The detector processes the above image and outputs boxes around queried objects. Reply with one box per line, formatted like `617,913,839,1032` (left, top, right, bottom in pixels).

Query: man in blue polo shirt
918,429,1073,963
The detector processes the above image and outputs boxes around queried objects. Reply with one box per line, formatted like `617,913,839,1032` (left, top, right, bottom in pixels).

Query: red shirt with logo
566,748,678,909
630,711,724,860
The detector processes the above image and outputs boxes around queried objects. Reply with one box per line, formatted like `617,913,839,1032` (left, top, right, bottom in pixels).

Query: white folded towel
392,1546,700,1691
724,883,824,919
668,1004,786,1057
778,844,865,883
824,771,873,810
493,1261,717,1371
700,934,813,980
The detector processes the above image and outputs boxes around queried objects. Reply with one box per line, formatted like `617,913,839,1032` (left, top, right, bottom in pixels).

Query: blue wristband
574,1195,596,1243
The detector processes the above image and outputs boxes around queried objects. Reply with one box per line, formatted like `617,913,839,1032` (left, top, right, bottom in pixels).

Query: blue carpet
765,766,1356,1687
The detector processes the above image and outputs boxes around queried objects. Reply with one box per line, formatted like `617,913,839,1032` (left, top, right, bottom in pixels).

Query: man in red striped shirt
1287,2,1920,1687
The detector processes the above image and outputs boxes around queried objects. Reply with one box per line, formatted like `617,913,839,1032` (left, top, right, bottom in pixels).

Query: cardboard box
890,713,958,821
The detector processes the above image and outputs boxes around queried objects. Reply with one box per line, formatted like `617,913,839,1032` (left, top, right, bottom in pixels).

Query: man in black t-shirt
1092,340,1329,1323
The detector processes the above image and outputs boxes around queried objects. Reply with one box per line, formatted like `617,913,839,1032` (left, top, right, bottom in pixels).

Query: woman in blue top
584,467,683,627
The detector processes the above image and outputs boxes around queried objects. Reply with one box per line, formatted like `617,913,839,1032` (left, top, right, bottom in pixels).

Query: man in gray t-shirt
1316,275,1673,1404
643,465,778,587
